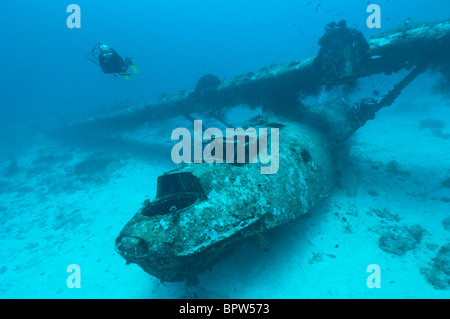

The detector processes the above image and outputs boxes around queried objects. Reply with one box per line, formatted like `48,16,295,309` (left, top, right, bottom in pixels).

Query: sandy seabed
0,75,449,299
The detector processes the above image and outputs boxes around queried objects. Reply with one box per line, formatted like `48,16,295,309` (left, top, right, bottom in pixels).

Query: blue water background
1,0,448,139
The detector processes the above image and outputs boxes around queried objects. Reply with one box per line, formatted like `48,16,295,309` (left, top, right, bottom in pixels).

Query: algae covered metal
116,119,335,281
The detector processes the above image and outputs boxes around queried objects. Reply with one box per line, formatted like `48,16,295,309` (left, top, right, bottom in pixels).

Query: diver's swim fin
130,64,141,74
121,73,132,81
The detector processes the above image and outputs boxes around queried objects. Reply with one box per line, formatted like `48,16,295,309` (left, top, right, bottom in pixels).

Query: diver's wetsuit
99,49,129,75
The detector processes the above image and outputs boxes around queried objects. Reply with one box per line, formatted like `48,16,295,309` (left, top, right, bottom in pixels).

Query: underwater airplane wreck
60,19,450,282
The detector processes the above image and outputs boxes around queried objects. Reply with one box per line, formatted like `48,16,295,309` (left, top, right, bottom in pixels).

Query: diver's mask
103,52,113,60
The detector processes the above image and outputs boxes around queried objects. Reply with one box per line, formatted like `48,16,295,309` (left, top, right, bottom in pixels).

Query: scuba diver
87,43,140,80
